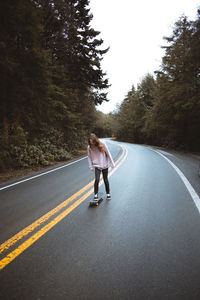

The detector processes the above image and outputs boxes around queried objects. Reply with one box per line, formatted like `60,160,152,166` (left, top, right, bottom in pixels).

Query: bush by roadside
0,149,87,184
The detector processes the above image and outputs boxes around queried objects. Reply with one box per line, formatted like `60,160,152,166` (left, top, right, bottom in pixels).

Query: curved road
0,140,200,300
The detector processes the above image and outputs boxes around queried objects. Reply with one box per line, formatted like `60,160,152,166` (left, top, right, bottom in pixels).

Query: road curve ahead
1,140,200,300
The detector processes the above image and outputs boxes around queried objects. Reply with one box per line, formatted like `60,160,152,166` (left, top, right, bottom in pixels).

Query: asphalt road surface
0,139,200,300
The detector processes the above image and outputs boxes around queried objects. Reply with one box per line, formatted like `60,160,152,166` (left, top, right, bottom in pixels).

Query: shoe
94,195,98,201
107,194,111,200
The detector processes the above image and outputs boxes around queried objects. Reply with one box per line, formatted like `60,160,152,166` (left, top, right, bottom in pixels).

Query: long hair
88,133,105,152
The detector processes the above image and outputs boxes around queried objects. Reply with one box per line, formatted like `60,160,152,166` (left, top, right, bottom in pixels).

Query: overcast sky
89,0,200,114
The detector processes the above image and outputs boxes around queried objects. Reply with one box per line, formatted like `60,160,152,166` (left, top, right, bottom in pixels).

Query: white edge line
0,156,87,191
0,141,123,191
152,149,200,214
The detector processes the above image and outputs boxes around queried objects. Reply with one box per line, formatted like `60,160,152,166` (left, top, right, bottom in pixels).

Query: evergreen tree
137,74,156,109
0,0,110,170
0,0,51,139
116,75,156,143
115,11,200,151
151,15,200,149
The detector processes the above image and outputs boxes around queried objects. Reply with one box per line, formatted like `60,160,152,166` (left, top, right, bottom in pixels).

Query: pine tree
0,0,110,170
0,0,51,139
154,15,200,149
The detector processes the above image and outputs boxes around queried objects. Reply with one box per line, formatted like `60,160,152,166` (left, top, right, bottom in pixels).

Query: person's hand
90,167,94,172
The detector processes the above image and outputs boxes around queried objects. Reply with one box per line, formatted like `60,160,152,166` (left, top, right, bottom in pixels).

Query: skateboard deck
89,197,103,207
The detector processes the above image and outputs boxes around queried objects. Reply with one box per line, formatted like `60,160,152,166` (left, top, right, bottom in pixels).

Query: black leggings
94,168,110,195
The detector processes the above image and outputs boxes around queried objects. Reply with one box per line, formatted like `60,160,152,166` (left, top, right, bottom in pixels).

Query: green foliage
0,126,72,170
92,111,113,137
0,0,110,172
113,10,200,151
115,76,156,143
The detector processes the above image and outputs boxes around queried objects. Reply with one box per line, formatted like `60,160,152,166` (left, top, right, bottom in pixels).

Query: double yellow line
0,143,128,270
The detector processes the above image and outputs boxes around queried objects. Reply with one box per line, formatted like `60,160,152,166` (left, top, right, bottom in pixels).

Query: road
0,140,200,300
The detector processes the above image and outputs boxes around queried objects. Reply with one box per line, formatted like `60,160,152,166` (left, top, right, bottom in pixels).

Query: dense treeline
114,11,200,151
0,0,109,170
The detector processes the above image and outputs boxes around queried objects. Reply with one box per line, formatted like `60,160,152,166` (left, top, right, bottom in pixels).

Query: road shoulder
0,150,87,186
148,145,200,197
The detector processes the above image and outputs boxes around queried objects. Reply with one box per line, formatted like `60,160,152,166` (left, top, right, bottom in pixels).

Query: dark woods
113,11,200,152
1,2,200,172
0,0,110,170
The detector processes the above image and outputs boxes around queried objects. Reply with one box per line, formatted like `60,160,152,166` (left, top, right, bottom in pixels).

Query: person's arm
103,142,115,168
87,146,94,171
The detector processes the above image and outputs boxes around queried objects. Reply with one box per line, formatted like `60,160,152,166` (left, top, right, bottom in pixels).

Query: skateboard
89,197,104,207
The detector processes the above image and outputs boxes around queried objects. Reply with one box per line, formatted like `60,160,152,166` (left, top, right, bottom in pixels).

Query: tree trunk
1,89,9,142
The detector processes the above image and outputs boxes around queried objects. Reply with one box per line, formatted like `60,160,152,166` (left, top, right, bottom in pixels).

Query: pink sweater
87,140,115,170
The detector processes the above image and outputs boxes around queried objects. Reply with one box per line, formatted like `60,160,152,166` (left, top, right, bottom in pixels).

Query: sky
89,0,200,114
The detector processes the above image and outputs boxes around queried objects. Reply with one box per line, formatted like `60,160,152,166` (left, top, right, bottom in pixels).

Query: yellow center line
0,181,92,254
0,143,125,255
0,144,128,270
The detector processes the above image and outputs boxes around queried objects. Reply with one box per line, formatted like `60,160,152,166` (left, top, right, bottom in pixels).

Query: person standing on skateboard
87,133,115,201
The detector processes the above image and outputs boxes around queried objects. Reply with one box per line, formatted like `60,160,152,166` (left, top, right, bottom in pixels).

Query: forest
0,1,200,174
0,0,111,171
113,10,200,151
